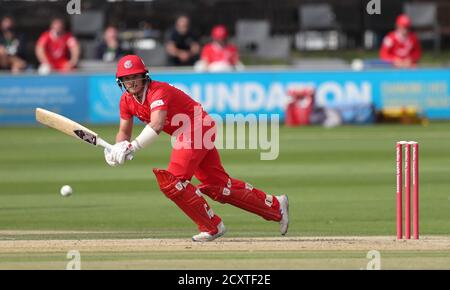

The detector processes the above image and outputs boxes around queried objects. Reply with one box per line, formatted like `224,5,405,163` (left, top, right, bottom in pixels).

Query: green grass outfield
1,249,449,270
0,122,449,269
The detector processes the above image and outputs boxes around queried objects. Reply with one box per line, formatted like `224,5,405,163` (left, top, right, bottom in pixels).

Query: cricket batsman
104,55,289,242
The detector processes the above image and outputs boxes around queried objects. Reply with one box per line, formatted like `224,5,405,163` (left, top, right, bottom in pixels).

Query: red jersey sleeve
200,44,212,63
66,33,78,49
149,88,169,113
36,32,49,48
119,95,133,120
380,34,395,62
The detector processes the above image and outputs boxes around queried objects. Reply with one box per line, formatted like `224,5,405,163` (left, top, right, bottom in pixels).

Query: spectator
195,25,244,72
35,18,80,74
165,15,200,66
380,14,421,68
0,16,27,74
96,26,125,62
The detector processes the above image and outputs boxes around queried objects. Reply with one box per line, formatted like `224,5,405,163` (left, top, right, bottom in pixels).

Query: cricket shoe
192,222,226,242
277,195,289,235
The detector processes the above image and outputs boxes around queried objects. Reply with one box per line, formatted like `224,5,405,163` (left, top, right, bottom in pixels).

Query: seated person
380,14,421,68
35,18,80,74
96,26,125,62
195,25,244,72
0,16,27,74
165,15,200,66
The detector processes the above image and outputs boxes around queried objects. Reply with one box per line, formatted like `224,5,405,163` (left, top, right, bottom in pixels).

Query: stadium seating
297,3,343,50
404,3,440,52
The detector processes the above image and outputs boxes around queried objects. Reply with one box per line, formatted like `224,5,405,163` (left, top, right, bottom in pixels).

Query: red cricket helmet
116,55,148,79
211,25,228,41
396,14,411,29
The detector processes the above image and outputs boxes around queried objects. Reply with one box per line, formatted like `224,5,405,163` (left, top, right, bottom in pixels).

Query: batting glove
104,148,119,167
111,141,134,165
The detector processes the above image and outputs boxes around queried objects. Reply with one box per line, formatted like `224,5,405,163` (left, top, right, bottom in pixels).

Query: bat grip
97,138,113,150
97,138,134,161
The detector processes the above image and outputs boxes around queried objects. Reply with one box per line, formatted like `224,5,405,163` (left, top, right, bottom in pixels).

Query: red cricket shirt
200,42,239,65
380,31,422,63
36,31,78,70
120,80,212,139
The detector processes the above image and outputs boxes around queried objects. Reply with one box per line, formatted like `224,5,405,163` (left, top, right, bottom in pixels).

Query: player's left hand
111,141,134,165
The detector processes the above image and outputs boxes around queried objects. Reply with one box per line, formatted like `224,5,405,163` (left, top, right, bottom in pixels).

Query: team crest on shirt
124,60,133,69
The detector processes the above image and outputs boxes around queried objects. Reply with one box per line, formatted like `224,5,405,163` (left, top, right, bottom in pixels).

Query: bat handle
97,138,113,150
97,138,134,161
97,137,112,150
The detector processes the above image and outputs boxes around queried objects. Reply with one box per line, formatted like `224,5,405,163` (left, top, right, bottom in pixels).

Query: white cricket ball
60,185,73,197
351,59,364,71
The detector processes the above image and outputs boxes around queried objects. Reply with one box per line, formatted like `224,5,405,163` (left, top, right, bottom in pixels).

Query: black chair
235,20,270,54
71,11,104,39
404,3,440,53
297,3,342,50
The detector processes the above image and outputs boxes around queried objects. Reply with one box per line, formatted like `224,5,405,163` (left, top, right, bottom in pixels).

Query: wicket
396,141,419,240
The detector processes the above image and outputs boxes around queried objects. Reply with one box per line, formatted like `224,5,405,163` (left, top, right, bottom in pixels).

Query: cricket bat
36,108,114,152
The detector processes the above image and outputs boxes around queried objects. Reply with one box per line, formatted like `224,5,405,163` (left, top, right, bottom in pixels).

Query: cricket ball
60,185,73,197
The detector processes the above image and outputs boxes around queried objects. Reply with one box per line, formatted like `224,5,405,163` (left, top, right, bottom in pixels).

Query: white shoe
192,222,226,242
278,195,289,235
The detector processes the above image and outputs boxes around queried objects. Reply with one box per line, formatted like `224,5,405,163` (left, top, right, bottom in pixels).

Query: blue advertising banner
88,75,123,123
0,75,88,124
156,71,372,123
370,69,450,119
153,69,450,121
1,68,450,124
